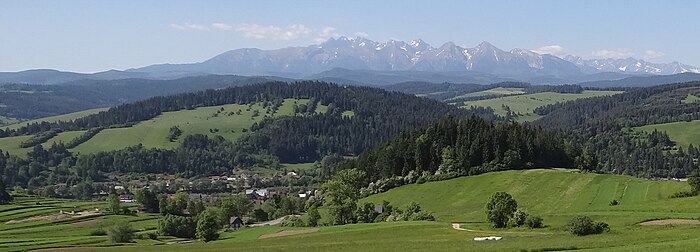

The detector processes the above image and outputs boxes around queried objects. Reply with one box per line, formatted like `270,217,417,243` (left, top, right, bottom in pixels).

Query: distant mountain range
132,37,700,77
1,37,699,85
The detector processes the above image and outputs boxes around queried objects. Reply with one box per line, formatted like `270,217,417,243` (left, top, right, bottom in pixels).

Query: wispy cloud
170,23,210,31
222,23,311,40
314,26,339,44
643,50,666,60
531,45,567,57
591,49,635,59
172,23,312,40
354,32,369,38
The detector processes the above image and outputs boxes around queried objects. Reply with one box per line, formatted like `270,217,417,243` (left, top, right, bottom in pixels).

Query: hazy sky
2,0,699,73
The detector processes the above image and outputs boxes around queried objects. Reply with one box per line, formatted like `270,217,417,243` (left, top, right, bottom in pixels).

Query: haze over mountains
2,37,700,85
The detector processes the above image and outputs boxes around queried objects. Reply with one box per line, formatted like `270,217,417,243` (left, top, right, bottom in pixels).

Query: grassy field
636,120,700,148
0,99,335,155
452,87,525,99
70,99,312,154
2,169,699,251
0,115,20,127
682,94,699,104
0,131,87,157
361,169,696,227
3,108,109,130
460,91,622,122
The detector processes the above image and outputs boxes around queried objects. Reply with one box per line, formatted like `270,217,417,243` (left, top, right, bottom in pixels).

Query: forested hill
534,82,700,129
3,81,485,137
531,82,700,178
0,75,285,121
345,115,573,186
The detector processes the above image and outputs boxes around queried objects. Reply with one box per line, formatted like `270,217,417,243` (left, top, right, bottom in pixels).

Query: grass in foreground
2,169,700,251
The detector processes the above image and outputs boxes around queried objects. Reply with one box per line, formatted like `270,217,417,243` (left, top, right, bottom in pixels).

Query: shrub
486,192,518,228
108,221,134,243
411,212,435,221
147,232,158,240
281,216,305,227
196,208,221,242
158,214,197,238
90,228,107,236
525,215,543,229
567,216,609,236
609,199,619,206
670,190,698,198
306,206,321,227
511,209,528,227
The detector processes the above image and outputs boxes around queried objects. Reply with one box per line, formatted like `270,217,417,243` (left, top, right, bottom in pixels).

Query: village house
229,217,244,231
119,194,134,203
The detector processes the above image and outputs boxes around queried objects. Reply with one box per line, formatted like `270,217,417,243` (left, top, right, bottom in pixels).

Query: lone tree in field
567,215,609,236
108,194,121,215
0,180,13,205
108,221,135,243
322,168,365,225
486,192,518,228
196,208,221,242
688,170,700,193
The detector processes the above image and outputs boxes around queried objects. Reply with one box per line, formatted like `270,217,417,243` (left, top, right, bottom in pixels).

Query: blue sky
1,0,699,73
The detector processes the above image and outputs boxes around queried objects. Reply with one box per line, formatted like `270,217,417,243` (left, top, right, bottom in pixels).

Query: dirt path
5,210,100,224
451,223,552,235
259,228,319,239
640,219,700,225
250,215,300,227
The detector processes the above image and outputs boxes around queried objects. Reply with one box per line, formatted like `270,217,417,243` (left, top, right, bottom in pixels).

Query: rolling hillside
4,170,699,252
3,108,108,129
362,169,697,226
636,120,700,149
460,90,622,122
0,99,321,155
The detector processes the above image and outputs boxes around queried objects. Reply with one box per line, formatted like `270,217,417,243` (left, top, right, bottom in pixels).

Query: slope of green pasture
3,108,109,130
70,99,310,154
452,87,525,99
42,130,86,148
0,115,19,127
362,169,695,226
0,131,86,156
0,135,32,156
68,220,700,252
636,120,700,148
682,93,699,103
461,91,622,122
3,170,700,251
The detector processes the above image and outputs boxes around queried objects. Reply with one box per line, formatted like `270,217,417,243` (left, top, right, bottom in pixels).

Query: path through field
451,223,552,235
640,219,700,225
249,215,300,227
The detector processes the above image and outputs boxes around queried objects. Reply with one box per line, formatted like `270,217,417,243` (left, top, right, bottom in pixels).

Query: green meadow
461,91,622,122
3,108,109,130
452,87,525,99
0,99,341,155
2,169,699,251
636,119,700,149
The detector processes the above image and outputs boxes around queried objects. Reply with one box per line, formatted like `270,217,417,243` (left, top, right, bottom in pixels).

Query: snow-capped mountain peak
134,37,700,78
564,56,700,75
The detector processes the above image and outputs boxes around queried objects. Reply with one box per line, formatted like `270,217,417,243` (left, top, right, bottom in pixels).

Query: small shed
374,205,384,214
229,217,244,231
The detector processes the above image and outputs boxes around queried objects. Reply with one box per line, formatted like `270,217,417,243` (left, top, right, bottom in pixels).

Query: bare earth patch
5,210,100,224
640,219,700,225
259,228,320,239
